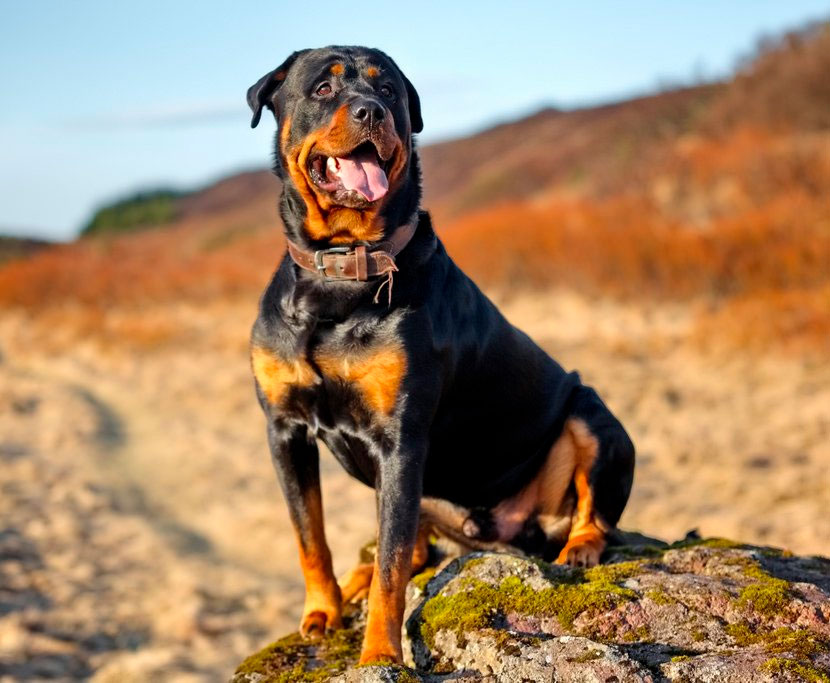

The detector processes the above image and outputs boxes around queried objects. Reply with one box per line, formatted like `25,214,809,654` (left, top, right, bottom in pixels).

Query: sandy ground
0,289,827,681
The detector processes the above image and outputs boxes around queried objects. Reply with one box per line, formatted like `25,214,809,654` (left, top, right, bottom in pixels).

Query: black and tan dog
247,46,635,665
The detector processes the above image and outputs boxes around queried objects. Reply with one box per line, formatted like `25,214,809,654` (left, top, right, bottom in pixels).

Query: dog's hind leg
555,388,635,567
338,563,375,604
340,495,512,605
338,523,432,605
420,497,518,552
554,417,608,567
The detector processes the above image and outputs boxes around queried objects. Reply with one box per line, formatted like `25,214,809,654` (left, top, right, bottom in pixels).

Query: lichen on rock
231,538,830,682
233,627,363,682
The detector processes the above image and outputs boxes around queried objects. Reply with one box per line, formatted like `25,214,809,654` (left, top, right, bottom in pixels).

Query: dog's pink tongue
327,149,388,201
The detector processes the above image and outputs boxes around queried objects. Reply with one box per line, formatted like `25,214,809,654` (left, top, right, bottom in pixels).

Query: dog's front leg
268,422,342,638
359,446,425,665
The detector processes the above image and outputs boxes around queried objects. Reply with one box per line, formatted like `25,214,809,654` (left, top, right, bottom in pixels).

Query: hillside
419,85,720,218
2,22,829,354
0,236,50,265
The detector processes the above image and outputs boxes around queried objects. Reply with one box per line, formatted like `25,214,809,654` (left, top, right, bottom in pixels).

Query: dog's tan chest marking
251,346,317,406
315,345,407,416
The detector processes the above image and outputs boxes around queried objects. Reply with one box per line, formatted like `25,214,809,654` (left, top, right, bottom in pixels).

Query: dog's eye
316,82,333,97
379,84,395,99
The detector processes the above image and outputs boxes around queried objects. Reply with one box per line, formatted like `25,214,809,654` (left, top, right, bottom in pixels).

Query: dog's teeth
326,157,339,172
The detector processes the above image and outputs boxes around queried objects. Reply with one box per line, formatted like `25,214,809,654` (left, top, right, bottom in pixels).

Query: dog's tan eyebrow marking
366,66,380,78
330,63,345,76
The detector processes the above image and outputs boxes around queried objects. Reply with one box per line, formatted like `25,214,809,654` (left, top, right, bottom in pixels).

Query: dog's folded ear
374,50,423,134
247,50,307,128
401,71,423,134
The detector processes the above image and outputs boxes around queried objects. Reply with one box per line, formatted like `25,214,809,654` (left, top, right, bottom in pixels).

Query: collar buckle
313,246,350,273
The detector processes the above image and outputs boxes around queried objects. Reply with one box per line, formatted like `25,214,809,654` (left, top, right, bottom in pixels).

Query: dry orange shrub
438,123,830,352
654,127,830,223
442,192,830,299
0,214,285,309
694,285,830,354
1,121,827,352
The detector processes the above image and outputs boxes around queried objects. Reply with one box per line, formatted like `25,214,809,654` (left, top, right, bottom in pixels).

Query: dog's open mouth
308,141,390,204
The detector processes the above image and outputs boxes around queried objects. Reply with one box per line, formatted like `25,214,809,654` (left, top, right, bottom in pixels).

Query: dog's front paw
299,589,343,639
358,618,403,665
358,646,401,666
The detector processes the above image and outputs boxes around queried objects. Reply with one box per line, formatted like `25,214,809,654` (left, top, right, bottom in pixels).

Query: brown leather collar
285,215,418,283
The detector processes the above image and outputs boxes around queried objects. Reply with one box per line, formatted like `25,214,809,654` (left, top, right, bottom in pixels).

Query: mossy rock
231,538,830,682
232,626,362,683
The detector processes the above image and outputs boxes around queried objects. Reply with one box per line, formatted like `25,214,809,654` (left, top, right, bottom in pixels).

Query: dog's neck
274,209,434,330
283,212,419,315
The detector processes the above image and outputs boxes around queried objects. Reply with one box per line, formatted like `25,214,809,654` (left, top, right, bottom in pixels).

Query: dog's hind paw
461,507,498,541
555,529,605,568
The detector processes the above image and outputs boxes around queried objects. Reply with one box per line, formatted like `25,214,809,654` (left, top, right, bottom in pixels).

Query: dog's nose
351,98,385,126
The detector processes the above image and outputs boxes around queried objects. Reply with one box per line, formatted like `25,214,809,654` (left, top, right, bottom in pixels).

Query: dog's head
248,46,422,244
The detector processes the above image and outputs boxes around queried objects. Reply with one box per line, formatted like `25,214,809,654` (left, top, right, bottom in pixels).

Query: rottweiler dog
247,46,635,665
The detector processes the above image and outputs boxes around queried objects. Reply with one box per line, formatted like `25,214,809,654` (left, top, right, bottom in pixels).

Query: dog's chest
251,322,408,428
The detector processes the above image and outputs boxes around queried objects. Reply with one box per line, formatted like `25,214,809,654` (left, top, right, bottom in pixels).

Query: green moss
736,576,791,615
418,578,501,646
583,560,643,583
711,550,796,617
411,567,437,592
461,556,488,571
671,655,691,662
419,561,638,648
234,633,303,678
726,623,828,660
234,628,362,682
621,625,651,642
691,627,706,642
394,668,422,683
620,536,795,561
645,588,676,606
759,547,794,558
569,648,603,663
760,657,830,683
667,537,745,551
482,628,545,657
764,629,828,658
725,623,756,646
606,544,665,560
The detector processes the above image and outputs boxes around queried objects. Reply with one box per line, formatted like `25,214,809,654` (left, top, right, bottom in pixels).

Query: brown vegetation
1,23,828,354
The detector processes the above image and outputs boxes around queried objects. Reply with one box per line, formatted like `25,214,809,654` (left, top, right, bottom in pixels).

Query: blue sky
2,1,828,240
